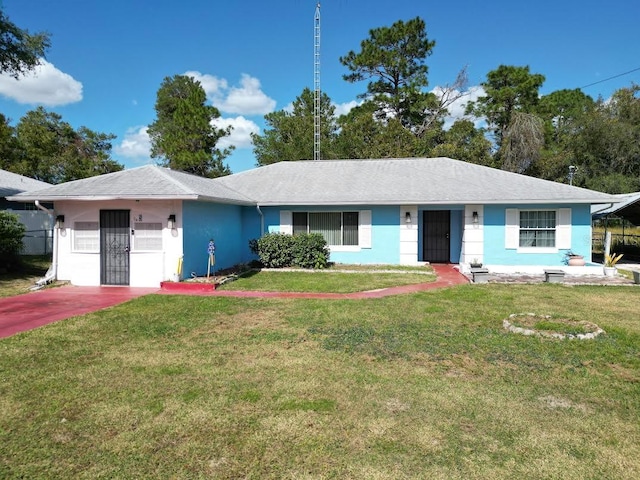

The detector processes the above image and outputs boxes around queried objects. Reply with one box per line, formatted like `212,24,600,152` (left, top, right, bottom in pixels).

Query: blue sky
1,0,639,173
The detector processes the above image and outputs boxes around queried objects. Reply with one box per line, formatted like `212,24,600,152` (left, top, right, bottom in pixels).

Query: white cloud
185,71,275,116
333,100,362,117
114,126,151,159
432,85,486,130
212,116,260,149
184,71,228,99
0,59,82,106
216,74,276,115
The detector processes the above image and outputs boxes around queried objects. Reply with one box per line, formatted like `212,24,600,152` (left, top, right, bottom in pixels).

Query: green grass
1,284,639,478
219,270,435,293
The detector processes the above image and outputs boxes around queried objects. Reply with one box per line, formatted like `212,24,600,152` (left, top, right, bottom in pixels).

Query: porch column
462,205,484,265
399,205,418,265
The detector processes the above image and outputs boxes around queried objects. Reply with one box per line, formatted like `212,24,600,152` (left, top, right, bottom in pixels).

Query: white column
461,205,484,266
399,205,418,265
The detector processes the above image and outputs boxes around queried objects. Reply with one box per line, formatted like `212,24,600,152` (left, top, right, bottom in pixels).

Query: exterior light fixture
405,211,412,224
168,214,176,229
55,215,65,229
472,211,479,224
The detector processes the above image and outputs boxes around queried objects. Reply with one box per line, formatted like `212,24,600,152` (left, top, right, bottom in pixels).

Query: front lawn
1,284,639,478
218,269,435,293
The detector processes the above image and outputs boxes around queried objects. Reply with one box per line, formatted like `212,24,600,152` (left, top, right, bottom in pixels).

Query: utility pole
313,2,321,161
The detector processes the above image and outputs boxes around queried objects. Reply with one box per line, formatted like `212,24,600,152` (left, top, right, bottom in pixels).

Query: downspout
34,200,57,285
256,204,264,236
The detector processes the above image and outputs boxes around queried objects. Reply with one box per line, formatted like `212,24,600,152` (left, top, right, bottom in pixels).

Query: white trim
556,208,572,249
506,208,570,251
505,208,518,249
359,210,372,249
330,246,361,253
516,247,558,254
280,210,292,235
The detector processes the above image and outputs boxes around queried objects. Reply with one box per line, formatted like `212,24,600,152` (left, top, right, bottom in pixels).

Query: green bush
292,233,329,269
250,232,330,269
0,211,26,272
250,233,296,268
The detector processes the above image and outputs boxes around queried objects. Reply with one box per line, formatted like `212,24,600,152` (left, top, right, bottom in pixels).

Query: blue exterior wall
257,205,402,264
484,204,592,265
182,201,244,275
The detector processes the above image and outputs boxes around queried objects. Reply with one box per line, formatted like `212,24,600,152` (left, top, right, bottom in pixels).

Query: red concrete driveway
0,286,158,339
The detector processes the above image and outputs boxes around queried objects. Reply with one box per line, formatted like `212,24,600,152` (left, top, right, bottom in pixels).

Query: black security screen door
100,210,130,285
423,210,450,263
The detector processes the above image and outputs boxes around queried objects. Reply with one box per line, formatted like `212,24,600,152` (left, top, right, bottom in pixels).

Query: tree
0,9,50,77
500,112,545,173
340,17,437,130
466,65,545,147
335,101,419,159
0,211,26,272
430,119,494,166
252,87,338,166
568,85,640,192
531,89,594,182
0,113,19,171
13,107,121,183
148,75,232,177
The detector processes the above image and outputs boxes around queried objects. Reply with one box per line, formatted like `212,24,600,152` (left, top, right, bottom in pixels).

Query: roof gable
7,165,253,204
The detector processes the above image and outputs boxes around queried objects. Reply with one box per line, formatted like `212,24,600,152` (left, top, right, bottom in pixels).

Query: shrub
250,232,330,269
250,233,296,268
0,211,26,272
292,233,329,269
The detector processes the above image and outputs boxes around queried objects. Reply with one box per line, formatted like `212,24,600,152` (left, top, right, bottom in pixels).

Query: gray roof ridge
151,165,201,195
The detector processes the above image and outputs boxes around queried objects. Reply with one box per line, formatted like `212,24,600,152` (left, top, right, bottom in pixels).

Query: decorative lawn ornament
207,239,216,279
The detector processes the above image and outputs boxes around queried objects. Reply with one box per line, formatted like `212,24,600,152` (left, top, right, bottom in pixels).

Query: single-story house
8,157,619,287
1,169,53,255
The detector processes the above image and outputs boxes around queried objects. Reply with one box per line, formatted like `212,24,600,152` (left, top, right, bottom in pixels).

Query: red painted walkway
0,265,468,339
0,286,157,339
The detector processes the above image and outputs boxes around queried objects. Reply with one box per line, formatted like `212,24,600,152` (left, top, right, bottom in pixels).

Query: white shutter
279,210,292,235
556,208,572,249
505,208,519,249
359,210,372,248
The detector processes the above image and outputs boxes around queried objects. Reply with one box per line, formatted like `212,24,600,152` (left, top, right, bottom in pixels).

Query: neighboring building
8,158,618,287
0,169,53,255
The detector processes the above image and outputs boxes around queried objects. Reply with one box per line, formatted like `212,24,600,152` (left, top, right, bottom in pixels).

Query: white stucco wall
54,200,183,287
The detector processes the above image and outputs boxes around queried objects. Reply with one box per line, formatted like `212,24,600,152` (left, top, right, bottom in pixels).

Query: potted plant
469,258,483,268
565,251,585,266
603,252,623,277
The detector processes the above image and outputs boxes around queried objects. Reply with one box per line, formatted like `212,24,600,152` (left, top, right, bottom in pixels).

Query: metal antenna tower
313,2,321,160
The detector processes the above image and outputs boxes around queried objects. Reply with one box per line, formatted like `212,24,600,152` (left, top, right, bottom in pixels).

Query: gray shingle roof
217,158,618,205
0,169,51,197
7,158,618,206
7,165,254,205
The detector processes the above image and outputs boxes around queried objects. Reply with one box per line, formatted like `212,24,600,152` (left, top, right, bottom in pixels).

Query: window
519,210,556,247
133,222,163,251
74,221,99,251
292,212,359,246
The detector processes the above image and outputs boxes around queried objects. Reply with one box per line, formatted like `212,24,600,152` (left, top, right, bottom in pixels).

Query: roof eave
255,198,617,207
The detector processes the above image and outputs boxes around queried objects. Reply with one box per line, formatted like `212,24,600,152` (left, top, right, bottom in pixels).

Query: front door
423,210,450,263
100,210,130,285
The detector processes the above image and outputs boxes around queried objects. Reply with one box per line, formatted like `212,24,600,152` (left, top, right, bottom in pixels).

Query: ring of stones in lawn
503,313,605,340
